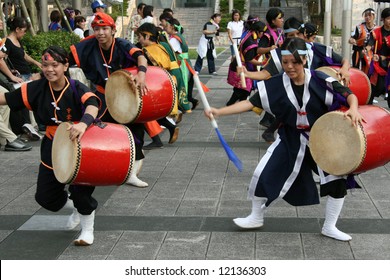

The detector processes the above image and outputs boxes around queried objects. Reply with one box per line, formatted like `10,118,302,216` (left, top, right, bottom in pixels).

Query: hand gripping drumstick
194,74,243,171
232,43,246,89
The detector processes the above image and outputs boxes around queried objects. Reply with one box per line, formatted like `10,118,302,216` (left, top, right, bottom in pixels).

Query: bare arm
344,94,365,127
136,55,148,95
337,58,351,85
205,100,254,119
240,66,271,80
24,52,42,69
0,59,23,83
0,90,7,105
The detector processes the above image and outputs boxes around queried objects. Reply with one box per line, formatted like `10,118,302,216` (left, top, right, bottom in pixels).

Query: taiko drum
52,122,135,186
316,66,371,105
309,105,390,176
105,66,176,124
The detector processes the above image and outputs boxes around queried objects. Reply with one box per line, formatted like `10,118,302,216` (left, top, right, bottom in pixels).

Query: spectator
140,5,155,26
74,9,81,16
0,99,32,151
128,2,145,42
73,16,87,39
87,0,107,36
48,10,62,31
194,13,222,75
2,17,42,139
0,2,13,30
227,9,244,58
63,7,76,31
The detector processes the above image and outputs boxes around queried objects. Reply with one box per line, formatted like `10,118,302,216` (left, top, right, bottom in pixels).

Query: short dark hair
283,17,303,32
163,8,173,15
7,16,30,31
281,37,307,64
211,13,221,20
143,5,154,18
50,10,61,23
137,22,158,42
266,7,284,25
74,15,86,28
231,9,241,21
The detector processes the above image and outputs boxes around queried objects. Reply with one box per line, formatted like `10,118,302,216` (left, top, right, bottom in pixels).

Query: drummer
69,12,149,188
205,37,364,241
0,46,100,246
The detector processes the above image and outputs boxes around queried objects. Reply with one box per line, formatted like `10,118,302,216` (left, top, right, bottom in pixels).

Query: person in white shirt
73,16,86,39
139,5,155,26
227,9,244,58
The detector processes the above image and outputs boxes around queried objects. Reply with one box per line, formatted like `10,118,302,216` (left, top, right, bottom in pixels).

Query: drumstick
193,74,243,172
232,43,246,88
275,30,283,46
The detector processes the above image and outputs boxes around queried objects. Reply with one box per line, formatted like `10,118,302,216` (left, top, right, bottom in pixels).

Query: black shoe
262,131,275,143
168,127,179,144
4,139,32,151
144,141,164,150
192,99,200,110
259,119,272,128
22,123,41,141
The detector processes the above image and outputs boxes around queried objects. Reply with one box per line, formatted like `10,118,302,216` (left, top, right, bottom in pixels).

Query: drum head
316,67,342,84
105,70,140,124
52,123,80,184
309,111,365,176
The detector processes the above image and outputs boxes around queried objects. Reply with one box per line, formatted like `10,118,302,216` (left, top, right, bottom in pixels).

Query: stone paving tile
156,232,210,260
302,233,354,260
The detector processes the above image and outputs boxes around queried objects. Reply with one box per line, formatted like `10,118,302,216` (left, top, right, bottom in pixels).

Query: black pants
226,87,250,106
35,164,97,215
9,108,31,135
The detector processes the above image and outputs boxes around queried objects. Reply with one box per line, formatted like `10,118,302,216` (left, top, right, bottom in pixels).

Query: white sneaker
373,99,379,104
22,123,42,141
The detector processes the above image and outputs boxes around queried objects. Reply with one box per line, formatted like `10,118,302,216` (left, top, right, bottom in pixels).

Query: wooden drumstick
232,43,246,89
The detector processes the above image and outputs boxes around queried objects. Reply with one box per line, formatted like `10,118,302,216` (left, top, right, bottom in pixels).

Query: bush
22,31,81,70
219,0,246,32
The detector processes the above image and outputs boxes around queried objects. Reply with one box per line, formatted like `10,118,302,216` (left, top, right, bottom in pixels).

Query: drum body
105,66,176,124
309,105,390,175
316,66,371,105
52,122,135,186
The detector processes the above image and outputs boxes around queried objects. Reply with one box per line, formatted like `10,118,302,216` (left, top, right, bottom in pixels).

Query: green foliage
219,0,246,32
110,1,129,22
188,47,226,59
22,31,81,70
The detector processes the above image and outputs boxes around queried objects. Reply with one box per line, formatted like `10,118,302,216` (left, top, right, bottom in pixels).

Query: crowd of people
0,1,388,248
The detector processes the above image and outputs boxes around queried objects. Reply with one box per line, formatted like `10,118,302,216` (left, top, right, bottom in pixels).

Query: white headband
283,28,298,33
281,50,308,56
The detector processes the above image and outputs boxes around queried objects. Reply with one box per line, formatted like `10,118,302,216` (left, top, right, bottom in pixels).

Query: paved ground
1,49,390,261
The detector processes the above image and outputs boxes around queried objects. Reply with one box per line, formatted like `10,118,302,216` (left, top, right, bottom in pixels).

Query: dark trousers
35,164,97,215
9,108,31,135
226,87,250,106
194,49,215,73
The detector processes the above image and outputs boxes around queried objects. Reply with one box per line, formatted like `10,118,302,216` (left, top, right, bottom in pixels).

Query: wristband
80,113,95,127
138,65,147,73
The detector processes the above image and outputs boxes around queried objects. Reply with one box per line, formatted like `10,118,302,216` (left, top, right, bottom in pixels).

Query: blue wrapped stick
193,74,243,172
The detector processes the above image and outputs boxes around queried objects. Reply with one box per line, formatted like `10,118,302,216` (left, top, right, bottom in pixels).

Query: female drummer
205,37,364,241
0,46,100,246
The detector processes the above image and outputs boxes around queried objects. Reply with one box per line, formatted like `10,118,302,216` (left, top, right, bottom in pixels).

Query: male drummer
69,12,150,187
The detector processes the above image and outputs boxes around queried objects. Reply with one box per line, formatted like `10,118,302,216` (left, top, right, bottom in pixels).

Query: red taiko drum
309,105,390,176
105,66,176,124
52,122,135,186
316,66,371,105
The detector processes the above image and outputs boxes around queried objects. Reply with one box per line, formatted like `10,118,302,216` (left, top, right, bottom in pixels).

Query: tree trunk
25,0,39,32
